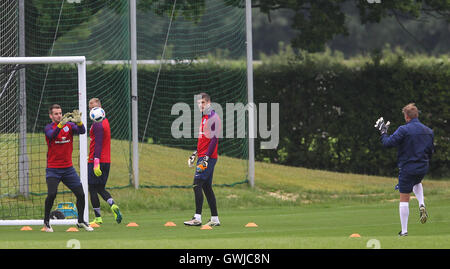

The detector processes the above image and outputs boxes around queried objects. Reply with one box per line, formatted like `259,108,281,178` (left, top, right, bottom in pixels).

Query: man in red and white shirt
43,104,92,232
184,93,221,227
87,98,122,225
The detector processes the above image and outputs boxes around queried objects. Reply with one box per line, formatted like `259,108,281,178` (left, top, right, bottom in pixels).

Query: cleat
111,204,122,224
184,217,202,226
44,220,53,233
77,222,94,232
419,205,428,224
398,231,408,237
90,217,103,225
204,219,221,227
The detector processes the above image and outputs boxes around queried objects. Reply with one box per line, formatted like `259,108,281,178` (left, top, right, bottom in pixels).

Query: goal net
1,0,250,224
0,56,88,225
136,0,249,188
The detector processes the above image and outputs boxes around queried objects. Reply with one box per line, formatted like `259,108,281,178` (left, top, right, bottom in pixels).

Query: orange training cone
90,223,100,228
164,221,176,227
200,225,213,230
20,226,33,231
127,222,139,227
349,233,361,238
245,222,258,228
66,227,79,232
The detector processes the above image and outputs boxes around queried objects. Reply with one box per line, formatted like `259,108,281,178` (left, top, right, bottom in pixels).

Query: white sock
211,216,219,222
399,202,409,234
413,183,425,206
194,214,201,221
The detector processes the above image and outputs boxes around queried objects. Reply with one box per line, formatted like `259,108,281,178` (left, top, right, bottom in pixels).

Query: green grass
1,201,450,249
1,141,450,249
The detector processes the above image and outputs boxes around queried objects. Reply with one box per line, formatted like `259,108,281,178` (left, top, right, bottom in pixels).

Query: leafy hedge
254,56,450,178
22,56,449,178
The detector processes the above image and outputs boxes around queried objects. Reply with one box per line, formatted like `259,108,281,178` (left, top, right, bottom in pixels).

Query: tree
25,0,124,56
26,0,450,56
249,0,450,52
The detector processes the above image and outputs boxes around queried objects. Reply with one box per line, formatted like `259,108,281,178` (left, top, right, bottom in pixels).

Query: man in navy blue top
375,103,434,236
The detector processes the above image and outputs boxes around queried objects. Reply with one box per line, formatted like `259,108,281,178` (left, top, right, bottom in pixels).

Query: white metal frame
246,0,255,187
0,56,88,225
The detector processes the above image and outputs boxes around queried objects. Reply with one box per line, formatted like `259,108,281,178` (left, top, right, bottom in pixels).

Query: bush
254,52,450,178
23,51,449,178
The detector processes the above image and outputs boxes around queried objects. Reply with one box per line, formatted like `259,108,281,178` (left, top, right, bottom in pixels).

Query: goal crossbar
0,56,88,226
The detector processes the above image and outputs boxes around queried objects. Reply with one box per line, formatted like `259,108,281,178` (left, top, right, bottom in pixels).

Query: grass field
1,143,450,249
1,202,450,249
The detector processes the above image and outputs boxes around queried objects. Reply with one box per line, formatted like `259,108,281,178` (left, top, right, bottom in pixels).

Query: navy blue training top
381,118,434,175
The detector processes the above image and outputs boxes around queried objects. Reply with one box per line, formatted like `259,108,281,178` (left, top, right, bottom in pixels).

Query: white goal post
0,56,88,226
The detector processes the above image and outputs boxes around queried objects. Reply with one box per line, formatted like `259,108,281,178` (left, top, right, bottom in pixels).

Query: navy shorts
46,166,82,190
88,163,111,185
398,170,425,194
194,157,217,184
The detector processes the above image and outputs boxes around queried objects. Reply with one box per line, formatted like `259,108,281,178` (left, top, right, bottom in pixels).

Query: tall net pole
130,0,139,189
246,0,255,187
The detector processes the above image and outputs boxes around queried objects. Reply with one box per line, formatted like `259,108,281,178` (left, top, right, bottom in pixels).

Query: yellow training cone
245,222,258,228
20,226,33,231
164,221,176,227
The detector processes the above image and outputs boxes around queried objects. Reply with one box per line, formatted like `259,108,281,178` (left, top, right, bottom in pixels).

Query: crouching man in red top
43,104,93,232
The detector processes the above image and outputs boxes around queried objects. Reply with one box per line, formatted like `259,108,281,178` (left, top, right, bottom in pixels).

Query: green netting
1,0,249,220
137,0,249,188
0,62,85,220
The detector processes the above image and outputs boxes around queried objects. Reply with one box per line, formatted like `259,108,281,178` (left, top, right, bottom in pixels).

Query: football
89,107,105,122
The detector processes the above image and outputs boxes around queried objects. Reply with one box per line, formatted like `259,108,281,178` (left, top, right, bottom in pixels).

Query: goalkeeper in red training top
184,93,221,227
43,104,93,232
88,98,122,225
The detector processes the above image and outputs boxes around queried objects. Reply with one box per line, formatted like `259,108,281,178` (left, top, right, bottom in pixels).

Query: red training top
88,118,111,163
197,110,220,159
44,122,86,168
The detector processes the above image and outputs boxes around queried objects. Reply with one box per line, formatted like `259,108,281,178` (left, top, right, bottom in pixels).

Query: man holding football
184,93,221,227
375,103,434,236
43,104,93,232
88,98,122,225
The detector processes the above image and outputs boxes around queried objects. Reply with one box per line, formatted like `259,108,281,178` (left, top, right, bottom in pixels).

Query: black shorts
88,163,111,185
398,170,425,194
46,167,82,190
193,157,217,184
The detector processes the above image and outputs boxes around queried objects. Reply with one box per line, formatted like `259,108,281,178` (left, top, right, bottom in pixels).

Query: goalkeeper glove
57,112,73,128
374,117,390,135
196,156,209,173
188,151,197,167
93,158,102,177
71,109,83,126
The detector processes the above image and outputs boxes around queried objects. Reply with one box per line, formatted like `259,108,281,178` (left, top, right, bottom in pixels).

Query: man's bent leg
44,178,60,223
70,185,86,223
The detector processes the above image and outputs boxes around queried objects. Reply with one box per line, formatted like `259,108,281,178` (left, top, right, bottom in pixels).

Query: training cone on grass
200,225,213,230
89,223,100,228
245,222,258,228
127,222,139,227
66,227,79,232
41,227,46,232
164,221,176,227
20,226,33,231
349,233,361,238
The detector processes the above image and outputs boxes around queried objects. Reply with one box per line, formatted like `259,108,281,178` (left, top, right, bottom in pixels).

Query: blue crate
56,202,78,219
